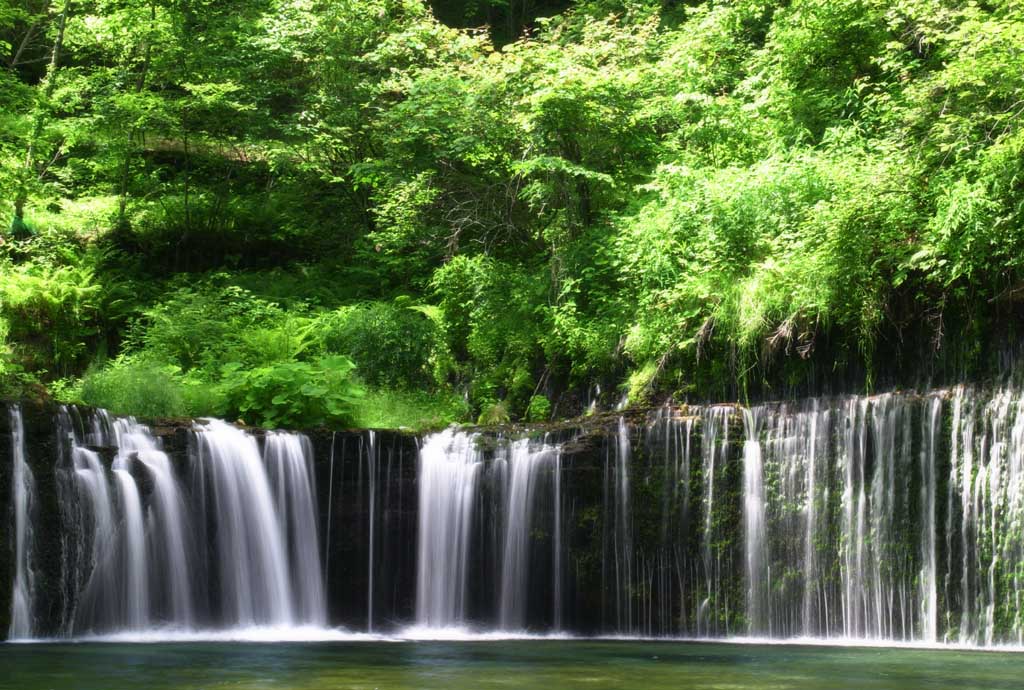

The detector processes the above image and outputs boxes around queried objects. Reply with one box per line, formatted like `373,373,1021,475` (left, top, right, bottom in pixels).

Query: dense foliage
2,0,1022,427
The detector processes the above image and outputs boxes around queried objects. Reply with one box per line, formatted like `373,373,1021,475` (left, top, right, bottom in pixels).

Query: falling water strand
552,448,563,631
8,405,36,639
192,420,293,626
919,395,942,643
839,396,868,638
71,445,115,633
324,432,336,584
415,429,483,627
609,417,634,632
110,437,149,630
499,438,556,630
265,431,327,626
742,407,766,635
132,443,194,626
643,405,695,636
699,405,734,636
366,431,377,632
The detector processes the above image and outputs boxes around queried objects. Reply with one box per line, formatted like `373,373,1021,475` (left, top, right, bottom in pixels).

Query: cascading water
111,456,148,629
946,386,1024,646
736,395,920,639
70,445,116,632
552,447,563,631
265,431,326,626
25,408,328,637
643,405,695,637
919,395,942,643
365,431,376,631
108,417,150,629
569,388,1024,645
8,405,36,639
9,383,1024,646
192,420,294,626
415,429,483,628
116,418,195,627
756,399,832,637
604,417,636,632
412,428,565,633
324,431,337,586
728,388,1024,644
698,405,735,636
742,408,766,634
499,438,558,630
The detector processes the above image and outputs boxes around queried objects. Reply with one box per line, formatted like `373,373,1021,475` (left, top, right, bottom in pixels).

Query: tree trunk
9,20,41,68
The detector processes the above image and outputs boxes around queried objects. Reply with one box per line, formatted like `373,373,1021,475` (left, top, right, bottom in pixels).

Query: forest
1,0,1022,430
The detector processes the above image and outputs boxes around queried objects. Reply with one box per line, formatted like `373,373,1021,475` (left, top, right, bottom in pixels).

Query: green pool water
2,640,1022,689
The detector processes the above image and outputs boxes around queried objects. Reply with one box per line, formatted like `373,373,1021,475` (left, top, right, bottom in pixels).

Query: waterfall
945,386,1024,646
499,438,556,630
742,408,766,634
727,387,1024,644
10,383,1024,644
366,431,376,631
124,428,195,627
192,420,294,626
799,401,827,635
839,397,868,638
698,405,734,636
8,405,36,639
740,395,926,639
38,411,329,636
643,405,695,636
59,415,184,632
12,403,338,642
617,418,633,630
110,436,148,630
108,418,151,629
111,463,148,628
552,447,563,631
605,417,634,631
324,432,337,585
414,428,564,632
71,446,116,632
415,429,483,628
919,395,941,643
413,384,1024,638
265,431,327,626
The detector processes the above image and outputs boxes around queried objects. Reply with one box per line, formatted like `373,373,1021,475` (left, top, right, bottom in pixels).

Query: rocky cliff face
0,401,420,636
7,386,1024,645
0,399,732,638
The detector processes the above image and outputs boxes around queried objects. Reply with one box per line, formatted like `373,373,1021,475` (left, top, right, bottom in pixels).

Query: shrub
477,399,511,425
315,300,443,388
432,256,548,413
129,281,287,371
0,262,102,377
0,314,14,390
525,394,552,422
73,356,218,419
218,355,363,429
226,317,314,368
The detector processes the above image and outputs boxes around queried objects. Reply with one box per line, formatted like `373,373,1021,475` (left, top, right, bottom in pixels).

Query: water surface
2,640,1022,689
